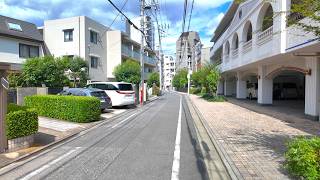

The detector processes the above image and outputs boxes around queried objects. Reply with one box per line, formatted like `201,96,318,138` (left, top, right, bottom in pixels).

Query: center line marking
20,147,81,180
171,96,182,180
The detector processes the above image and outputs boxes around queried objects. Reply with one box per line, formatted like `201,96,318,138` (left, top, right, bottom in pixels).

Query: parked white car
86,82,135,106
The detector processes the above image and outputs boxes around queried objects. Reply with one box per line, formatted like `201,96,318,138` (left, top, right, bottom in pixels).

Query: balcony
231,49,239,58
243,40,252,53
121,45,157,66
257,26,273,45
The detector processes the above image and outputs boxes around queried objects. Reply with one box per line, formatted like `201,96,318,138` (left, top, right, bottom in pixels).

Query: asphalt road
0,92,206,180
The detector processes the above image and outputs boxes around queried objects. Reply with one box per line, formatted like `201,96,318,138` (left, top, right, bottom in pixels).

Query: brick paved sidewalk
189,94,320,180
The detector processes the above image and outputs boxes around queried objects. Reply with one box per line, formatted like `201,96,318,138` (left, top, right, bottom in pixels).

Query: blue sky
0,0,232,55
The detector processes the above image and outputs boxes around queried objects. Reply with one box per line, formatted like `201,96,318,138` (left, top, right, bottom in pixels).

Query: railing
231,49,239,58
257,26,273,45
243,40,252,53
121,45,157,65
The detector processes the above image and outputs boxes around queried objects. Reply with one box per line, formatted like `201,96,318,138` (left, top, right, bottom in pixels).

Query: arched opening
262,5,273,31
243,21,253,42
232,33,239,50
257,3,274,31
224,41,230,55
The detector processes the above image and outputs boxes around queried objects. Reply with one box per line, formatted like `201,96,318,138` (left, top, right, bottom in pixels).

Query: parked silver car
59,88,112,110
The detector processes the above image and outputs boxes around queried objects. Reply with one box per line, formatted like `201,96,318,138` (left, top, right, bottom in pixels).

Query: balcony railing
231,49,239,58
257,26,273,45
243,40,252,53
121,45,157,66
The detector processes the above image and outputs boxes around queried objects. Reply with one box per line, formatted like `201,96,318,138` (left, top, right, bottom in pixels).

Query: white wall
0,36,43,66
106,31,122,80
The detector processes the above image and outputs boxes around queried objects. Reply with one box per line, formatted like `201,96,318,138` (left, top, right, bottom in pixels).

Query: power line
187,0,195,32
108,0,129,28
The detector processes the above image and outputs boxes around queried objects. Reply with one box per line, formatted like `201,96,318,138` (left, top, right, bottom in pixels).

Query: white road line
171,96,182,180
112,113,137,128
20,147,81,180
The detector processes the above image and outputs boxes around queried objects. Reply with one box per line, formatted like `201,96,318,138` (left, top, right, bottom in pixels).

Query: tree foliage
113,59,141,84
191,64,221,96
172,69,188,89
62,56,89,87
19,56,69,88
147,72,160,87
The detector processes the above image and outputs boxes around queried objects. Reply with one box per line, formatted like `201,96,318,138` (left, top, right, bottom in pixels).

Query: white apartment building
163,55,175,90
210,0,320,120
43,16,157,82
0,15,45,71
200,47,211,66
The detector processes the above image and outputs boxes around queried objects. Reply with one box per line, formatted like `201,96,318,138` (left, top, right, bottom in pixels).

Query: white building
163,55,175,90
0,15,45,71
43,16,157,82
126,16,155,50
210,0,320,120
200,47,211,66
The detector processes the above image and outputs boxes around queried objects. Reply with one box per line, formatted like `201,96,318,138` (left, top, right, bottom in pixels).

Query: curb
186,95,244,180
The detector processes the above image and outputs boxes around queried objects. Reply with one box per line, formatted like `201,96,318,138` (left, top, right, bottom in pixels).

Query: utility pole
140,0,145,106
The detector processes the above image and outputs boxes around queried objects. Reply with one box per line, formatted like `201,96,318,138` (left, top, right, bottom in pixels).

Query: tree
207,67,221,96
147,72,160,87
62,56,89,87
172,69,188,89
19,56,69,87
113,59,141,84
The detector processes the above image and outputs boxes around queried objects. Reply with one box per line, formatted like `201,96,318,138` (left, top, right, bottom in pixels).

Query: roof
211,1,239,43
0,15,43,42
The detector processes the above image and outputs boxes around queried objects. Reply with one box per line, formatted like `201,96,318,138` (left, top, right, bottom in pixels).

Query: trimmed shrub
285,136,320,180
152,86,161,96
6,103,38,140
202,94,226,102
25,95,101,123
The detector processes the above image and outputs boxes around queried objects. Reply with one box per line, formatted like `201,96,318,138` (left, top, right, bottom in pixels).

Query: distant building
163,55,175,90
176,31,201,72
0,15,45,71
126,16,155,50
200,47,211,66
42,16,157,82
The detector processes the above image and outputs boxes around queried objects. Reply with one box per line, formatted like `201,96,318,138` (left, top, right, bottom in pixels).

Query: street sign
1,77,9,90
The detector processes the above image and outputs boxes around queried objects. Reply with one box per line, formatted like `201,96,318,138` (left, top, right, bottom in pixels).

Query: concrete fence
17,87,48,106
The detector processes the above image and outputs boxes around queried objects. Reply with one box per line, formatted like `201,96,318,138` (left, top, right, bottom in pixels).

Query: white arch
256,2,274,31
231,33,239,50
242,21,253,42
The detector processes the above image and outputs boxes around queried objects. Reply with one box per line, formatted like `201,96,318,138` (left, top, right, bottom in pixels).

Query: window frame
63,29,74,42
19,44,40,58
90,30,98,44
90,56,99,69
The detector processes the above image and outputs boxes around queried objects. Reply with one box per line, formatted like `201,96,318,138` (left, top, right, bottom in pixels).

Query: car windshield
118,84,133,91
90,91,107,98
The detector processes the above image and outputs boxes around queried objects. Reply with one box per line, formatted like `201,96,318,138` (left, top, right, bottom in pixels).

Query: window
90,56,98,68
19,44,39,58
239,10,243,19
7,22,22,31
90,30,98,44
63,29,73,42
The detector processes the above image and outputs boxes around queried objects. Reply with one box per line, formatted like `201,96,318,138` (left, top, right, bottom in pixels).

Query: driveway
189,94,320,179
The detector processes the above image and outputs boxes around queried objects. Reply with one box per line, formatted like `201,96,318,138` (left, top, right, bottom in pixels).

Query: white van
86,82,135,106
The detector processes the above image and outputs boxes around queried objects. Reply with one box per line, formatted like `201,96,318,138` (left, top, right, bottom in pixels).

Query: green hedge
6,104,38,140
25,95,101,123
285,136,320,180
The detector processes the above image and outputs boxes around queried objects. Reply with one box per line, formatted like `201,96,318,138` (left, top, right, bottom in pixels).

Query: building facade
163,55,175,90
210,0,320,119
0,15,44,71
127,16,155,51
43,16,157,82
176,31,201,72
200,47,211,66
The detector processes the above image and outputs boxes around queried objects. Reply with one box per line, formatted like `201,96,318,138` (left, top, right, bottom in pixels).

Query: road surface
0,93,209,180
